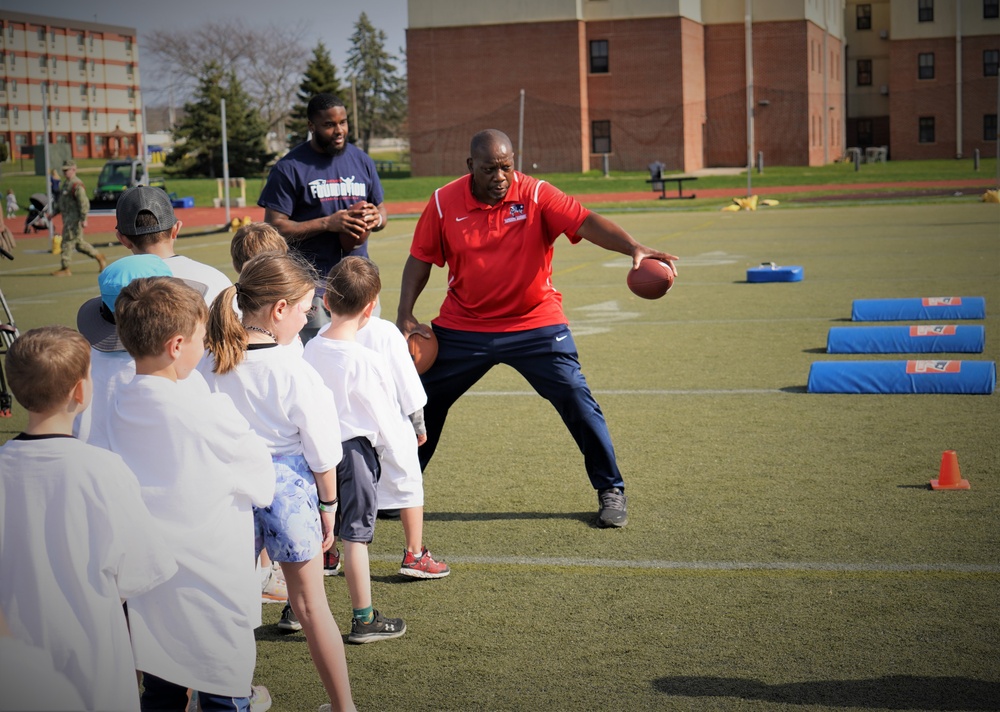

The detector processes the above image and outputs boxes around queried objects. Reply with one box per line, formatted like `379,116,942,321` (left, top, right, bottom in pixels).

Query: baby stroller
0,222,18,416
24,192,50,234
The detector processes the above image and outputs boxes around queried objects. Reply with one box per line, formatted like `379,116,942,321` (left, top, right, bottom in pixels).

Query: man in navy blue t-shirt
259,93,387,341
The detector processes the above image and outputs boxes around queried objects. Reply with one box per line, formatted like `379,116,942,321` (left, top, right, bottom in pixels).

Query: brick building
406,0,845,176
0,11,144,161
845,0,999,160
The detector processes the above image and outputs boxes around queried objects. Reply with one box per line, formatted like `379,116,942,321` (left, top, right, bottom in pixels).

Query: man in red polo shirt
397,129,678,527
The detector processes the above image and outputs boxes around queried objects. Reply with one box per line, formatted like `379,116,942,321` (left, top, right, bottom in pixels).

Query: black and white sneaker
277,603,302,632
597,487,628,528
348,610,406,644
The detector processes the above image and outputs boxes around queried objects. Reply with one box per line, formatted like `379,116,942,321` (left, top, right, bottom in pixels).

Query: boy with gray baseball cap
115,186,232,305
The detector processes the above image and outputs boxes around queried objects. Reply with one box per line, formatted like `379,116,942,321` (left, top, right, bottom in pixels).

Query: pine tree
165,62,273,178
345,13,407,153
288,42,344,147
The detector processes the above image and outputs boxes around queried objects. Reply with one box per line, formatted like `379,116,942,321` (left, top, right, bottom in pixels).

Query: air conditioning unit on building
879,85,889,95
879,29,889,39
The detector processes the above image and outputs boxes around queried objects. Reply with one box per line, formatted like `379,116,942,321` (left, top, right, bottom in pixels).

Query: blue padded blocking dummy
851,297,986,321
826,325,985,354
807,360,996,394
747,262,803,283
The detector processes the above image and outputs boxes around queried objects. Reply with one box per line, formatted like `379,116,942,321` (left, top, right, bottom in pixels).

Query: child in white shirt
108,276,275,710
356,315,449,578
303,256,412,644
202,252,355,711
0,326,177,711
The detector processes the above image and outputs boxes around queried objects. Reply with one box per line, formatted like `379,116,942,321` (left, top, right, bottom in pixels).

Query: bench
646,174,698,200
374,160,395,174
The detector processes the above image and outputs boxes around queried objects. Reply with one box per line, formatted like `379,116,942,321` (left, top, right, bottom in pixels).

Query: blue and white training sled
851,297,986,321
826,325,985,354
807,360,996,394
746,262,803,283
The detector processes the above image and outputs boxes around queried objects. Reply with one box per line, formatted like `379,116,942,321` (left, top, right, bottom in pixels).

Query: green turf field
1,202,998,710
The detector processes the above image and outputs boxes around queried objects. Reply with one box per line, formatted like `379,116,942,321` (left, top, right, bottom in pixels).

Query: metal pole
351,78,359,146
42,85,54,248
136,41,148,167
955,1,963,158
517,89,525,173
745,0,754,197
221,98,230,225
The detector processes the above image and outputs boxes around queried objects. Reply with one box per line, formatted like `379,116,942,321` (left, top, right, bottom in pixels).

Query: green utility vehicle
91,159,165,209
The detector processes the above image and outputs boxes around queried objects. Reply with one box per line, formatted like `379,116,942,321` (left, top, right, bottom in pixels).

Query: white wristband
375,212,384,230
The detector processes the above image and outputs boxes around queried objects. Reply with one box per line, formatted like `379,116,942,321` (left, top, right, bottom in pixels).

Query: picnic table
646,174,698,200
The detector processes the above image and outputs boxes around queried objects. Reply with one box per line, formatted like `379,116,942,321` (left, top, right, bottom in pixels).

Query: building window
76,134,87,147
918,53,935,79
80,83,87,97
127,86,135,99
919,117,935,143
92,85,96,99
79,58,86,73
13,107,18,123
0,51,4,66
985,50,999,76
986,0,999,18
857,4,872,30
37,28,45,43
15,134,26,146
857,59,872,86
0,78,5,93
51,56,57,70
589,40,609,74
81,108,88,122
126,63,134,78
53,82,58,97
919,0,934,22
125,38,132,53
986,114,998,141
39,55,46,69
128,110,136,123
77,32,85,47
0,107,6,121
591,120,611,154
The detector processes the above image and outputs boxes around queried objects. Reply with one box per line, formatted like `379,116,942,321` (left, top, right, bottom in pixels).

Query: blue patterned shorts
254,454,321,563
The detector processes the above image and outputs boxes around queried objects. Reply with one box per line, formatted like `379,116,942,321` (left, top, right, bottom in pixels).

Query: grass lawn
1,199,998,710
1,157,996,215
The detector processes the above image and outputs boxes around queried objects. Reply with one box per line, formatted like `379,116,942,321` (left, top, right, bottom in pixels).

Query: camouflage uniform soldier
50,160,107,277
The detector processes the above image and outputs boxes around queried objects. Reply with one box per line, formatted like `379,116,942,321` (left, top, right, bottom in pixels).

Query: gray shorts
334,437,381,543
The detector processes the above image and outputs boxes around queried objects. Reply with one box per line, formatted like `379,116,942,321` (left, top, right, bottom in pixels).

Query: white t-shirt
165,254,233,307
0,635,86,711
108,371,275,696
200,345,342,471
0,436,178,711
74,348,135,450
302,337,422,502
357,317,427,417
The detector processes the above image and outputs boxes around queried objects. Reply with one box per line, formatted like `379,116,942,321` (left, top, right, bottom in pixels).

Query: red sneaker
399,547,450,579
323,547,341,576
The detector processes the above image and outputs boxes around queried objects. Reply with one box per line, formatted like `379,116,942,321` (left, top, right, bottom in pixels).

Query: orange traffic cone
930,450,970,490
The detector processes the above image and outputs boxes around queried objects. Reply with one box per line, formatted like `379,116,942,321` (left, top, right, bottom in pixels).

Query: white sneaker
261,563,287,603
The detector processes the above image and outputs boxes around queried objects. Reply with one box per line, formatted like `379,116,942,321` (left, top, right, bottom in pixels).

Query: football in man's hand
627,258,675,299
407,328,438,374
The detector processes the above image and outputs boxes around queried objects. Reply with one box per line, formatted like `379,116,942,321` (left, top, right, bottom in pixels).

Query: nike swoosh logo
455,216,468,222
555,335,569,341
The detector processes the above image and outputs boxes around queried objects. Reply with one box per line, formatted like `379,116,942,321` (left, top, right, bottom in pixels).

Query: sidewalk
14,178,997,235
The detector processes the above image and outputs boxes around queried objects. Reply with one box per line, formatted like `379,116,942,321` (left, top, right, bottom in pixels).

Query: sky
10,0,408,99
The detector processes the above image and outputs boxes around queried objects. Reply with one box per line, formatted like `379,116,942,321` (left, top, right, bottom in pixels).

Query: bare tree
142,20,309,150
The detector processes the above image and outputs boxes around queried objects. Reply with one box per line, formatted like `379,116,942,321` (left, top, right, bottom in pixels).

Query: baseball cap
76,255,207,352
116,185,177,237
62,160,77,170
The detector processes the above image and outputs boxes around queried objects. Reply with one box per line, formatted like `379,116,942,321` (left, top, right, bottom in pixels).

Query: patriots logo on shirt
504,203,527,224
